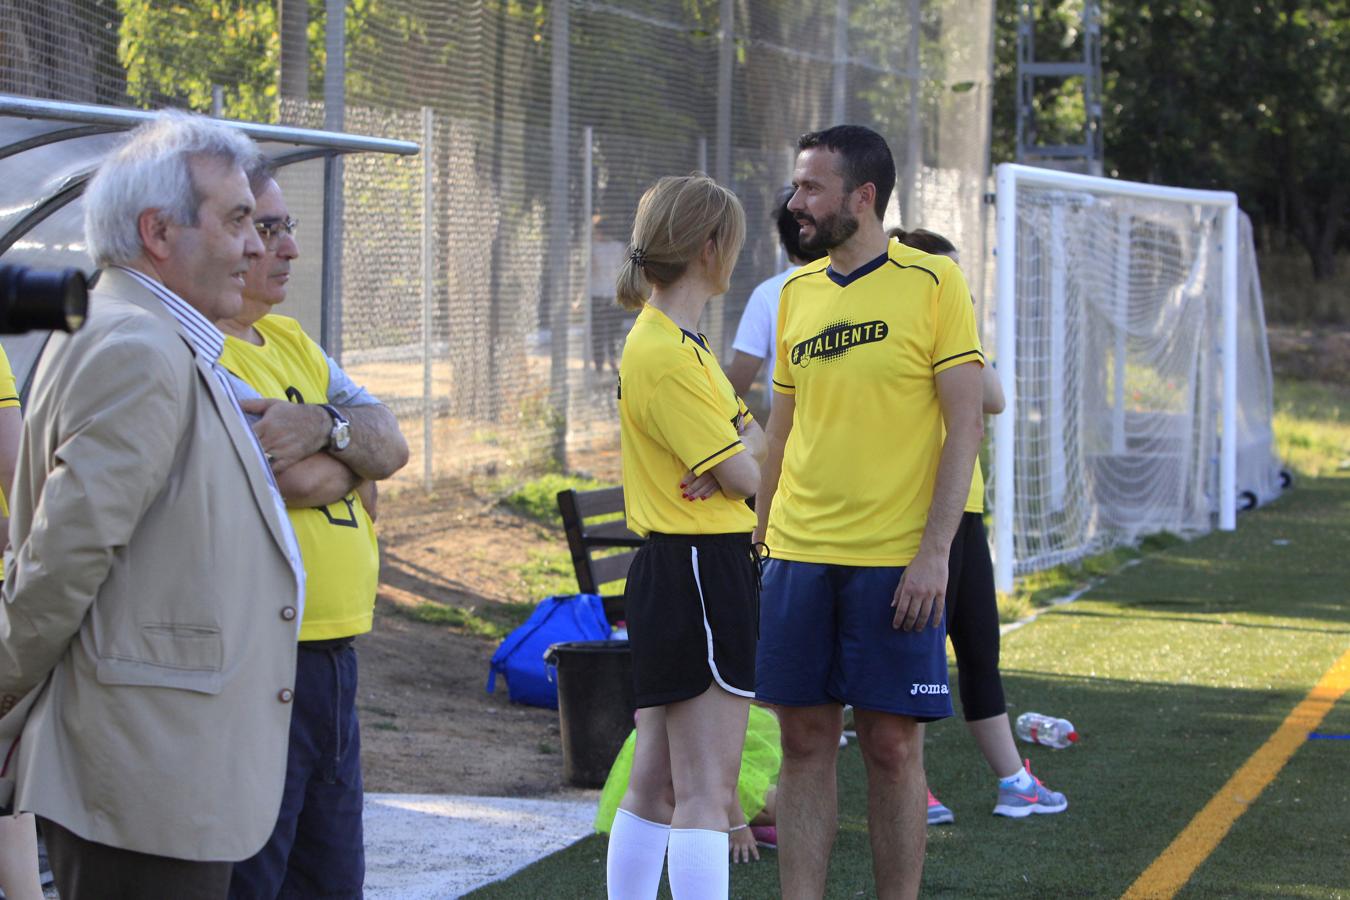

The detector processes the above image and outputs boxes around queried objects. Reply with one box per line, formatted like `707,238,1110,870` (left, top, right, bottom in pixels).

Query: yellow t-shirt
966,461,985,514
219,315,379,640
0,344,18,554
618,305,757,538
769,242,983,565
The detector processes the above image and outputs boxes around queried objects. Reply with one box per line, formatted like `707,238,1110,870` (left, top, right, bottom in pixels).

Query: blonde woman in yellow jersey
607,174,764,900
889,228,1067,825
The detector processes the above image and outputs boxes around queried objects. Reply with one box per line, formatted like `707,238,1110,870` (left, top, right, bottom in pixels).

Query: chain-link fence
1,0,993,494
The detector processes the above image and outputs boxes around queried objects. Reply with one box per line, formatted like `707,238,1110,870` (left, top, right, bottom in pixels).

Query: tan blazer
0,268,301,862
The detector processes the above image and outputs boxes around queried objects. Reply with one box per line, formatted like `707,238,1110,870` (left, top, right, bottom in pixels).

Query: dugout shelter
0,93,419,398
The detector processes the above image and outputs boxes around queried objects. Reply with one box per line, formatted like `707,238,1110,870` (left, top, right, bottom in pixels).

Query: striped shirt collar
112,266,226,363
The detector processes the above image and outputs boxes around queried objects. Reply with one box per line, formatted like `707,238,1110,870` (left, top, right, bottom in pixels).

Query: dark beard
797,207,859,254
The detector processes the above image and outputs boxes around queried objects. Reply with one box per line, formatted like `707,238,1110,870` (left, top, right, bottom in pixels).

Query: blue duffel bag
486,594,609,708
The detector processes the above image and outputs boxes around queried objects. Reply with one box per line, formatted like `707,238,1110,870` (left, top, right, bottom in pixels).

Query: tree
1099,1,1347,280
994,1,1347,282
0,0,123,104
118,0,281,120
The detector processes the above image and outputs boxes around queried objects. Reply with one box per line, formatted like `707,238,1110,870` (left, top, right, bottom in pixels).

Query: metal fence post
320,0,346,360
832,0,848,122
548,0,572,466
582,125,594,384
421,106,435,491
903,0,921,227
715,0,732,186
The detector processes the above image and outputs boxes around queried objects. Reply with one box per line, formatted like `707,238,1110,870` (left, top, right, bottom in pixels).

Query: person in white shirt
724,187,827,407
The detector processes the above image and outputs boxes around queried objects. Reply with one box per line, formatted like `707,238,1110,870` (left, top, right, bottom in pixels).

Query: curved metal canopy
0,94,420,389
0,94,419,264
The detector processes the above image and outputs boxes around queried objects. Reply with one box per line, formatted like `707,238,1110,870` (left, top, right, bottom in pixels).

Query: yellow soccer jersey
0,344,19,412
619,305,757,538
219,315,379,640
0,343,17,569
966,461,985,514
769,242,983,565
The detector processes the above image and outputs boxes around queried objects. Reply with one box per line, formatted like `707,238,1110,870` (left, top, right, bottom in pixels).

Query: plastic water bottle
1015,712,1078,749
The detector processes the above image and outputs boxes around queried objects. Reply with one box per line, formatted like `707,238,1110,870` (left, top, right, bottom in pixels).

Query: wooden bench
556,486,642,624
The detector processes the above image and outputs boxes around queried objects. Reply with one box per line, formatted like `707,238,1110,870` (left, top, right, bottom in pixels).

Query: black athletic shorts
623,532,759,708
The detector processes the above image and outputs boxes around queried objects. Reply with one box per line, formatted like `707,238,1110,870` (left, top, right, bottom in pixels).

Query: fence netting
1,0,993,493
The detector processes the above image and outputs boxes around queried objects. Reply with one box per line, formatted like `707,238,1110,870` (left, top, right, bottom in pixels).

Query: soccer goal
989,163,1284,592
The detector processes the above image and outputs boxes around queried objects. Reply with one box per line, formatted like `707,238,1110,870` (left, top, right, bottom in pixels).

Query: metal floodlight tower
1015,0,1103,175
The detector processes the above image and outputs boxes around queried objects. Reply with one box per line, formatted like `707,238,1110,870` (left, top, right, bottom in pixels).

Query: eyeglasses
254,217,299,245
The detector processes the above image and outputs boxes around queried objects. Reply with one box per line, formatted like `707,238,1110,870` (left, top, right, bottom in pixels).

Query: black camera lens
0,265,88,334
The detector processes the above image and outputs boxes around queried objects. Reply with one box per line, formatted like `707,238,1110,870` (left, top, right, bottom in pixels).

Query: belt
299,636,356,652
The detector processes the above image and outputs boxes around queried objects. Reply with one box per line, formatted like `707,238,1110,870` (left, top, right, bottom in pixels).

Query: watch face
323,405,352,451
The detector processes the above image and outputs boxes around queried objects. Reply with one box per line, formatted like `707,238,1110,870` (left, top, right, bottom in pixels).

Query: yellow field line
1122,647,1350,900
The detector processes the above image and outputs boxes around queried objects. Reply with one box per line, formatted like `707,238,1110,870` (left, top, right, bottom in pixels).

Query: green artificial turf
467,476,1349,899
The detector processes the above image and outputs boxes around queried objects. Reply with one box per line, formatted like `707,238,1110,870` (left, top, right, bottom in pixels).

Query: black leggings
944,512,1007,721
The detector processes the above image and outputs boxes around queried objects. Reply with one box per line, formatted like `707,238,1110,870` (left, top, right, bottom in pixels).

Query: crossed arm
241,398,409,516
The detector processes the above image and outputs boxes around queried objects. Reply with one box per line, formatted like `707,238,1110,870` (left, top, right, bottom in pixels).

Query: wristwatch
320,404,351,452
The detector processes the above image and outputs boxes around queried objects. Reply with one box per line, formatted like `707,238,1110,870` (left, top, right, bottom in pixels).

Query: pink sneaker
750,825,777,848
927,789,955,825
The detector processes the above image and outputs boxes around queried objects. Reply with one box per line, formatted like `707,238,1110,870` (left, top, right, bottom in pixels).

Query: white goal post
991,163,1247,593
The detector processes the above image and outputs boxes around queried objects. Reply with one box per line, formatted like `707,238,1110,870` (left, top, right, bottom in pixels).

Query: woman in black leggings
892,228,1068,822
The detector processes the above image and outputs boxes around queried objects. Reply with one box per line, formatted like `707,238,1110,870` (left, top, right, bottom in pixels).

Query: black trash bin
544,640,635,788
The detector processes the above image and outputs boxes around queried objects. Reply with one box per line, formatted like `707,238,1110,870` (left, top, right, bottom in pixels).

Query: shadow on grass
1051,606,1350,635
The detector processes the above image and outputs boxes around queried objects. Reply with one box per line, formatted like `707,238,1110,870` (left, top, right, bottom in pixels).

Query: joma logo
910,683,949,696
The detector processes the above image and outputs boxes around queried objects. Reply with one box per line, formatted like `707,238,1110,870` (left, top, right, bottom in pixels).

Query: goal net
989,164,1283,589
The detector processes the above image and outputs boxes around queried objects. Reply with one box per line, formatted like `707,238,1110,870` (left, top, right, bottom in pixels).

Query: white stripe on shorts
689,546,755,699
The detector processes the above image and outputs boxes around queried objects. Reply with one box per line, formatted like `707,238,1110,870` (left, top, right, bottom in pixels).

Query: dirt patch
357,488,586,798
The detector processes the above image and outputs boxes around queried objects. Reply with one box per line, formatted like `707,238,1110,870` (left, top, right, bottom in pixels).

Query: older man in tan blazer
0,112,305,899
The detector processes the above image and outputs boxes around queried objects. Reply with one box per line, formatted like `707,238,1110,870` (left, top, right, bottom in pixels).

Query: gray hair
83,110,261,267
245,157,277,195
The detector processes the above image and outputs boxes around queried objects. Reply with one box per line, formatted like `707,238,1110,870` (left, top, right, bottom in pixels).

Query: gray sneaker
993,761,1067,818
927,789,955,825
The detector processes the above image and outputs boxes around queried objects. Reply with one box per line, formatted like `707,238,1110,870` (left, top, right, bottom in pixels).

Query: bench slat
585,519,644,546
572,485,626,518
590,550,638,588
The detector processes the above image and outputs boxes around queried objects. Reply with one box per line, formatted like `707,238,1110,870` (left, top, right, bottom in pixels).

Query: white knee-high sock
607,808,670,900
666,828,728,900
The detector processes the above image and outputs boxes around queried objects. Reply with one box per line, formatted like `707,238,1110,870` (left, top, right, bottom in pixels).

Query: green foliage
118,0,281,119
502,473,616,526
116,0,384,120
994,1,1349,289
1272,378,1350,477
390,596,534,641
998,541,1143,623
515,547,580,601
1100,1,1349,282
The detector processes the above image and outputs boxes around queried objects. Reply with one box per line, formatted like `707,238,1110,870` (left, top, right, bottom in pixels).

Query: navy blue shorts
755,559,952,721
230,639,364,899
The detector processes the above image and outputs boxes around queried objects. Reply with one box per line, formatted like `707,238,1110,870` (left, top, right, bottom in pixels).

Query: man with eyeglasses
218,161,408,899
